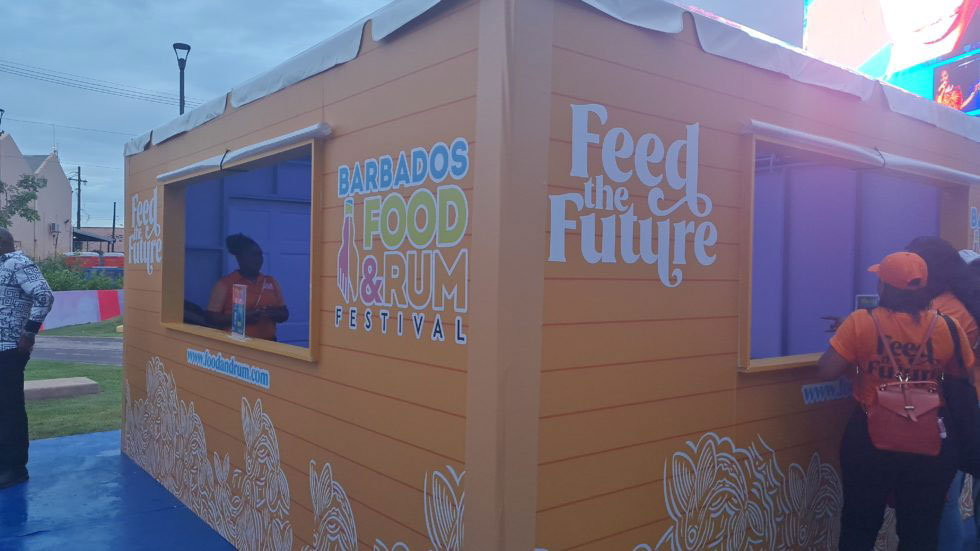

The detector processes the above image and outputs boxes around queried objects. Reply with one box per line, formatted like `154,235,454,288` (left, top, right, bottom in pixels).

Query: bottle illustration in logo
337,198,361,303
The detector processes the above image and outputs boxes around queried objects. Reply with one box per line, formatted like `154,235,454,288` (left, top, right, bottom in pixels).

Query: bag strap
870,310,939,382
940,313,966,373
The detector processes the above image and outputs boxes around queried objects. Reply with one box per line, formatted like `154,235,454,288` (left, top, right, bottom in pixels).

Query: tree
0,174,46,229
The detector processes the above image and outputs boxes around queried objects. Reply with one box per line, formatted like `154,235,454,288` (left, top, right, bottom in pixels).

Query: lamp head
172,42,191,68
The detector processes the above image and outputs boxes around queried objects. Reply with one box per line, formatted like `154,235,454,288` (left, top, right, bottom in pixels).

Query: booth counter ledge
120,0,980,550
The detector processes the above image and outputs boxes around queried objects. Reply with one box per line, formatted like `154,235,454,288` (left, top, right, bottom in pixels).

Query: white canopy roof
156,123,332,182
125,0,980,158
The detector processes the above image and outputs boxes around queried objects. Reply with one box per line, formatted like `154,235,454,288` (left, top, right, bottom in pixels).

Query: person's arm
260,279,288,323
961,82,980,110
817,311,861,381
817,348,851,380
16,261,54,354
205,280,232,328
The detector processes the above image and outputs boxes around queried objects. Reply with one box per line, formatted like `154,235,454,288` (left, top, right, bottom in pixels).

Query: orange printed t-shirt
207,271,285,341
829,308,974,409
932,292,980,397
931,292,979,349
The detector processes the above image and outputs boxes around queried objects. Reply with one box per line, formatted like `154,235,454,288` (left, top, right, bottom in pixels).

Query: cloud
0,0,390,226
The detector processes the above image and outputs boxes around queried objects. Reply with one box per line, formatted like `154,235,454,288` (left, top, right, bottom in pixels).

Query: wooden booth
122,0,980,549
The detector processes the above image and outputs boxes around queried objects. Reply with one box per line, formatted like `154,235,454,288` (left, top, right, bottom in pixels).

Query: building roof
124,0,980,158
73,229,114,243
23,155,48,173
76,227,124,240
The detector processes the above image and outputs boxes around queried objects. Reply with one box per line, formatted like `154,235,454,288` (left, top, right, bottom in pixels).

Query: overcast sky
0,0,391,227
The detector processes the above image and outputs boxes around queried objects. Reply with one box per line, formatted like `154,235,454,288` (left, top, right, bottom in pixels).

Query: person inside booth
205,233,288,341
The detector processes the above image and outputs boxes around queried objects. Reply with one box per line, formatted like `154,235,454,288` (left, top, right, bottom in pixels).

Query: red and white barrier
40,290,123,331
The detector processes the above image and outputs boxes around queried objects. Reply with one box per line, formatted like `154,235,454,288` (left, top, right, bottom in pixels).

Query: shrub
36,255,123,291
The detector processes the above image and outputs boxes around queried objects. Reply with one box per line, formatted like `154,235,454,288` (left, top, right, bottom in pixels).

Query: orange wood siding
536,2,980,549
123,2,477,548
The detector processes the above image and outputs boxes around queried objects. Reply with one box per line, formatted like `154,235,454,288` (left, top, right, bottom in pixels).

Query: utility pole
111,202,116,252
76,166,81,229
67,167,86,251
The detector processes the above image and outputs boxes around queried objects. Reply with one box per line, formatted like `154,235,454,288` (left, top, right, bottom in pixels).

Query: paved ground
0,430,232,550
32,336,122,365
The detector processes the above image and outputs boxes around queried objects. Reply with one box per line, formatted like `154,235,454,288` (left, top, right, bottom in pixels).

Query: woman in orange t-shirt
906,237,980,550
818,252,973,551
206,234,288,341
907,237,980,387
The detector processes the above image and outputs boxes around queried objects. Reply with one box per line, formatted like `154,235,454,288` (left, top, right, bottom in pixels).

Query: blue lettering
411,147,428,186
350,162,364,195
338,165,351,197
395,151,411,189
429,142,450,184
365,159,379,192
379,155,393,191
449,138,468,180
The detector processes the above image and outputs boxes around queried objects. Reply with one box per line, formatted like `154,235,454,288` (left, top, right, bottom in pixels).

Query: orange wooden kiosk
122,0,980,549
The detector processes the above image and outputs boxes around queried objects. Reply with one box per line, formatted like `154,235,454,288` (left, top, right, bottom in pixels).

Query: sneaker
0,467,28,489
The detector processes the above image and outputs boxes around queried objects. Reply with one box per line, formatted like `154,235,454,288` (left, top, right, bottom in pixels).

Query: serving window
160,141,320,361
743,139,960,371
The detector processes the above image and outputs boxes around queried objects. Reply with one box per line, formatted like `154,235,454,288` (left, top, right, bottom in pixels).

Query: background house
0,133,72,258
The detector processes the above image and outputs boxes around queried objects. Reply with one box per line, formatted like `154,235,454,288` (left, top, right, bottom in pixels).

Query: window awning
156,123,331,183
746,119,980,188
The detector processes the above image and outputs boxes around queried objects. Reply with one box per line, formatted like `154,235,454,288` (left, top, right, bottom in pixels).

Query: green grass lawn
25,359,121,440
41,316,123,338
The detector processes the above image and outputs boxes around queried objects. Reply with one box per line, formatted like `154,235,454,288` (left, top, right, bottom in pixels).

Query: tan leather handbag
866,312,943,457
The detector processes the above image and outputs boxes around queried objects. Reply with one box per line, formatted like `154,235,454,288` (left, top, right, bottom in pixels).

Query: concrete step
25,377,100,401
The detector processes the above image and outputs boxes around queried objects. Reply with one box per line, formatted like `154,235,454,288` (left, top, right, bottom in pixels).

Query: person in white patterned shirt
0,228,54,490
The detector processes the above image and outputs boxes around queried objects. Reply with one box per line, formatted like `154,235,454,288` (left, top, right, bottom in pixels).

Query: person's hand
246,308,265,324
974,82,980,92
821,316,842,333
17,333,34,355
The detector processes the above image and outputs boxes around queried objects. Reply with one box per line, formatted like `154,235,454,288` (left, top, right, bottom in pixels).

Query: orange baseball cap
868,252,928,290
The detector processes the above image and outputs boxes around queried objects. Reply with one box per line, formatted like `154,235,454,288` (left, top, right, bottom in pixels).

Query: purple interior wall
751,162,941,359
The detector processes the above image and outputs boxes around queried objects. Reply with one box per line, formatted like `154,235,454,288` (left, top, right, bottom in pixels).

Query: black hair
878,282,932,318
970,259,980,280
906,236,980,324
226,233,260,256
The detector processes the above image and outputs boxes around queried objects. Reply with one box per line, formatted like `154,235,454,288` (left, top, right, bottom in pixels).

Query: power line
61,162,122,171
0,63,205,108
6,116,136,137
0,65,204,108
0,58,205,103
0,59,205,106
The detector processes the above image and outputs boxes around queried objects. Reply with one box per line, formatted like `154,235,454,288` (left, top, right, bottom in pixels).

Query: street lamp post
172,43,191,115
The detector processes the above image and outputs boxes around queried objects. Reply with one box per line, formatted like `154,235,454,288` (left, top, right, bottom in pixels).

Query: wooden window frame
738,135,970,373
159,139,323,363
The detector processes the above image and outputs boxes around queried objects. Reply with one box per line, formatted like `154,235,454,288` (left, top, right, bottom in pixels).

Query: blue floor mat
0,430,233,551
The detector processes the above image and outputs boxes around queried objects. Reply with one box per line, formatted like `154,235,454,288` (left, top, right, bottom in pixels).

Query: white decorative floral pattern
962,475,975,520
302,460,358,551
873,507,897,550
374,466,465,551
124,357,464,551
374,541,412,551
655,433,841,551
424,466,465,551
124,357,294,551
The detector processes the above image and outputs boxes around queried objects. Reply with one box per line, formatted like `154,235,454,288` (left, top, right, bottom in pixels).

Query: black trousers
838,408,957,551
0,348,29,471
